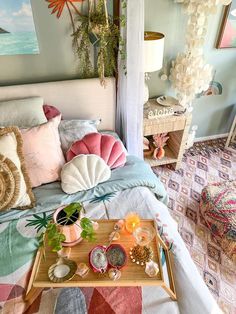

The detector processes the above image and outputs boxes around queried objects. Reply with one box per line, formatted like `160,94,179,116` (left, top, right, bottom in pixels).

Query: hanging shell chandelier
170,0,232,108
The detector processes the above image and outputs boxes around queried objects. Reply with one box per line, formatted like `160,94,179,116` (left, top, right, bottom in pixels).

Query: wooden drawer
143,115,187,136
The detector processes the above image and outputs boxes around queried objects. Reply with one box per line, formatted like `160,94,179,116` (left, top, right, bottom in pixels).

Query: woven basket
0,154,20,211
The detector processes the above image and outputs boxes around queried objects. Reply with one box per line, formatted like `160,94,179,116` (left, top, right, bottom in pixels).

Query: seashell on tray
145,260,159,278
48,257,77,283
109,231,120,241
108,268,121,281
114,220,125,231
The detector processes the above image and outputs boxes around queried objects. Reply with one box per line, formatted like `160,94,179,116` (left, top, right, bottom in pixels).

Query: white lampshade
144,32,165,73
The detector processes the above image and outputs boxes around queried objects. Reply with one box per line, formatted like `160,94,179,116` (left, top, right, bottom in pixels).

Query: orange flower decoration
46,0,84,18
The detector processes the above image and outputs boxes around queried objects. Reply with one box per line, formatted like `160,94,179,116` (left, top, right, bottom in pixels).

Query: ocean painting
0,0,39,55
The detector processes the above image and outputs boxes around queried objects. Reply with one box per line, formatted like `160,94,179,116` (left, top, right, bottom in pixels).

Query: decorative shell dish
48,257,77,283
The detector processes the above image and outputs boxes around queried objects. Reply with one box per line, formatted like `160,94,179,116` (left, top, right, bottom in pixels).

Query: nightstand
143,99,192,170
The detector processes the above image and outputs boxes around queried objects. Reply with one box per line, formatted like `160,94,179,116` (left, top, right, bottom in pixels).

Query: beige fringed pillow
0,127,35,211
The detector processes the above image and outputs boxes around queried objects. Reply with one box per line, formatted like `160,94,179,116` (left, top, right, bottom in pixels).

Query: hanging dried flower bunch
170,0,232,108
46,0,125,85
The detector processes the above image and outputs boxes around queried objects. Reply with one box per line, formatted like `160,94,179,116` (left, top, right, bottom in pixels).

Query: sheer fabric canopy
116,0,144,158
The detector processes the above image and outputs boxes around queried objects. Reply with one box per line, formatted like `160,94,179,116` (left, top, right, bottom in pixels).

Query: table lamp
144,31,165,104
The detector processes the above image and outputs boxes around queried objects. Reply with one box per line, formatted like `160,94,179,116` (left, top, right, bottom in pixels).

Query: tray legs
161,283,177,300
25,249,43,302
25,287,43,302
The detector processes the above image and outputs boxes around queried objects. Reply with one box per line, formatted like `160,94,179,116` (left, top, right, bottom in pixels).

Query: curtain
116,0,144,158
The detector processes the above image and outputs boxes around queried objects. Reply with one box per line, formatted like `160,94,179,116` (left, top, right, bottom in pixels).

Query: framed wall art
216,0,236,48
0,0,39,56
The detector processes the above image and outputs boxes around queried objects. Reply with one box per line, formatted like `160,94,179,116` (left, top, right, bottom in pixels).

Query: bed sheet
0,155,168,223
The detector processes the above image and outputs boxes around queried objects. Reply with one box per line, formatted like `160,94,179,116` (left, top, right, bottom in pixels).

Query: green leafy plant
46,0,126,85
39,222,66,253
38,202,96,254
72,0,122,84
80,217,96,242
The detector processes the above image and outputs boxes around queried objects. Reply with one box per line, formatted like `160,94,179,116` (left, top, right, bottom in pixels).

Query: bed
0,78,221,314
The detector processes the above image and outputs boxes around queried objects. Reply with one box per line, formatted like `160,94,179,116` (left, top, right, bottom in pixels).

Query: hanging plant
46,0,125,86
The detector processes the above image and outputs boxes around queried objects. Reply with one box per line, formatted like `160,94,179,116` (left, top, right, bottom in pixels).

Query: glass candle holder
133,226,156,247
125,212,141,233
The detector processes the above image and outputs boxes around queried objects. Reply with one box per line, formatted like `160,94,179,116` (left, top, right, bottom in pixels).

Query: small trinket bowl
129,245,153,266
106,244,127,269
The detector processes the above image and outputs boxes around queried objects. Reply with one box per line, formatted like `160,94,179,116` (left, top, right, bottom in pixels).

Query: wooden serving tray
26,220,176,301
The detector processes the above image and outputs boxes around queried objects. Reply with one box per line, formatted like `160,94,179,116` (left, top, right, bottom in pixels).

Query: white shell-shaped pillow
61,154,111,194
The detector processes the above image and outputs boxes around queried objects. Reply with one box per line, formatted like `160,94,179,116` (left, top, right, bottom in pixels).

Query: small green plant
38,202,96,254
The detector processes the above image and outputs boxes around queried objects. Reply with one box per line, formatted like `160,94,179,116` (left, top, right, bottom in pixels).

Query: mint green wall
1,0,235,137
0,0,113,86
145,0,236,138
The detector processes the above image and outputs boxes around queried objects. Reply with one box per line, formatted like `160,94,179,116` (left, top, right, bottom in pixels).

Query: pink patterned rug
153,139,236,314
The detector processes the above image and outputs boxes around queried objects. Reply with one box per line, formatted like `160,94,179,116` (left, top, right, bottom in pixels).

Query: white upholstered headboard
0,78,116,130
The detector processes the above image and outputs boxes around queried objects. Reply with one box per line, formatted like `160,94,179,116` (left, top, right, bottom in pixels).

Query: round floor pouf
200,180,236,263
0,154,20,211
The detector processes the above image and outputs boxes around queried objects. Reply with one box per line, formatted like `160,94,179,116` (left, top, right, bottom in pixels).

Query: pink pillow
43,104,61,120
21,115,65,188
66,133,126,169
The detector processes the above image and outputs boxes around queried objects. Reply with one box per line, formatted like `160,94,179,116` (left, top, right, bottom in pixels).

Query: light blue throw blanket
0,156,168,223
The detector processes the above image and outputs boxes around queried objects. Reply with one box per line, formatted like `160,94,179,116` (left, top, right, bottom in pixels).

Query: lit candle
125,212,141,233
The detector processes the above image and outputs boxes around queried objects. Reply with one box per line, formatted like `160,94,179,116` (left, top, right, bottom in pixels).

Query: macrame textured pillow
61,154,111,194
0,154,21,211
66,133,126,169
0,127,35,211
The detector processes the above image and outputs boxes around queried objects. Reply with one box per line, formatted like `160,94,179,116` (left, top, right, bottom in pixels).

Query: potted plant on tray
38,202,96,254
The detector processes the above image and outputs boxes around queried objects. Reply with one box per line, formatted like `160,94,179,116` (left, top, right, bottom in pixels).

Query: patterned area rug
153,139,236,314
